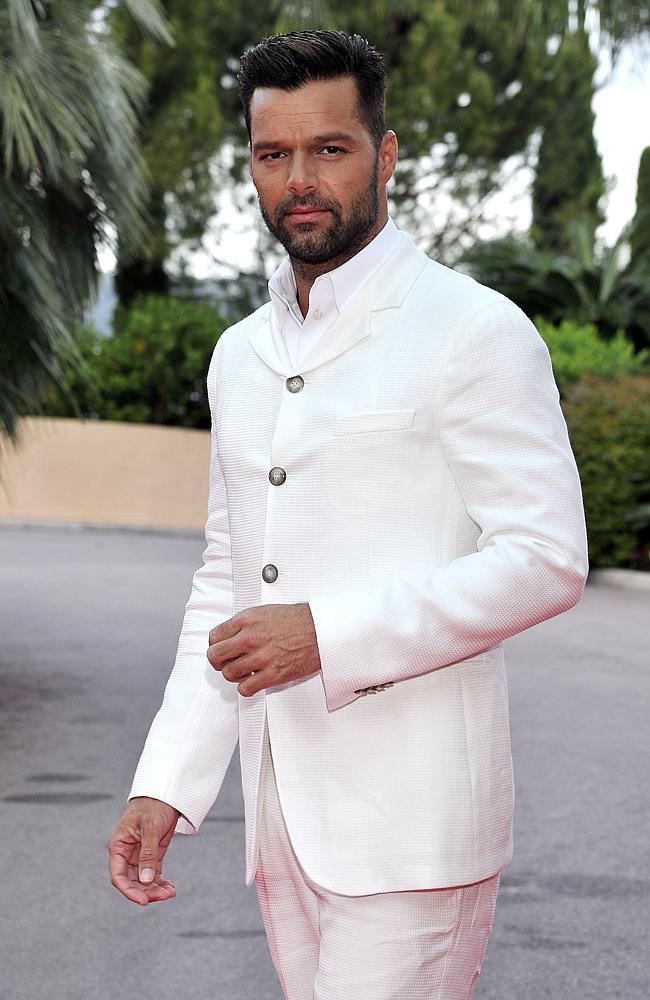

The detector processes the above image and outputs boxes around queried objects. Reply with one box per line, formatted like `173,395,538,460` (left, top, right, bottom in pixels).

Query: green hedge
536,316,648,392
43,294,228,429
562,372,650,569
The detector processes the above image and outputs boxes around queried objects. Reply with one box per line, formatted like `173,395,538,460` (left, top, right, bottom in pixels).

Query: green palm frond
459,214,650,352
0,0,171,441
121,0,174,43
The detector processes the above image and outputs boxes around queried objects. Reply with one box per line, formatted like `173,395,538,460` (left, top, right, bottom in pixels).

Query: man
108,30,589,999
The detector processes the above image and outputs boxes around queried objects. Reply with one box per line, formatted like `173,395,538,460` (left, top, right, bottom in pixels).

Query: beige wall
0,417,210,530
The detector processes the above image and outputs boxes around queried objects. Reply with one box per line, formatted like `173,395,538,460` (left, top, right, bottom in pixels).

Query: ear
248,153,253,178
378,130,398,186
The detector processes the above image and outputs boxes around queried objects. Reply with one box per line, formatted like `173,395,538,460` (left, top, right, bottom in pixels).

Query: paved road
0,524,648,1000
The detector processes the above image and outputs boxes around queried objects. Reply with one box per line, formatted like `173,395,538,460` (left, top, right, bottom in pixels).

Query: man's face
248,76,396,265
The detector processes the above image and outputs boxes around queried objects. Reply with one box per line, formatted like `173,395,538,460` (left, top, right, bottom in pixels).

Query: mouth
284,208,331,224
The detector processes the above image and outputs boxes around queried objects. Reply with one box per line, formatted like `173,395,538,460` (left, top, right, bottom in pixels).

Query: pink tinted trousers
254,718,501,1000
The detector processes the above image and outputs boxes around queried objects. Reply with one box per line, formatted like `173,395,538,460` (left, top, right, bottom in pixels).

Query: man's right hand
108,796,180,906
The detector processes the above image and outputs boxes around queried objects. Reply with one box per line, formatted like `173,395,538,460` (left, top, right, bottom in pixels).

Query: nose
286,152,317,196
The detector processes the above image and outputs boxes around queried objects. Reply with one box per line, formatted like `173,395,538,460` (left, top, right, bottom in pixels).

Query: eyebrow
312,133,356,144
252,132,356,154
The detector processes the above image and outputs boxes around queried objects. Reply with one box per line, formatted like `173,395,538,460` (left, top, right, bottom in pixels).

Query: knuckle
247,629,264,651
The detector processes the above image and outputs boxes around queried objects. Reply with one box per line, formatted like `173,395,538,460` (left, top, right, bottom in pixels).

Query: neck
291,210,388,318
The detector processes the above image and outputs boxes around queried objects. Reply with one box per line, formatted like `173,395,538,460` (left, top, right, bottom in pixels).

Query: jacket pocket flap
334,408,416,435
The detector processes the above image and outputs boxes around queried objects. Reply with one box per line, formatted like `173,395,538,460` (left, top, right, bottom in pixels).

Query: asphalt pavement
0,523,648,1000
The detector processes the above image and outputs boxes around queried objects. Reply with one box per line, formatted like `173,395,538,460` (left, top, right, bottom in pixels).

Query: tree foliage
0,0,170,441
109,0,278,303
531,28,605,252
630,146,650,266
110,0,650,296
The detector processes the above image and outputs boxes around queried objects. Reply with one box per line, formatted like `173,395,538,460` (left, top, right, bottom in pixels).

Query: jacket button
269,467,286,486
262,564,278,583
286,375,304,393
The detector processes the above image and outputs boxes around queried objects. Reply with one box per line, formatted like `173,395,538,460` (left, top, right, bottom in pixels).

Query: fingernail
140,868,154,882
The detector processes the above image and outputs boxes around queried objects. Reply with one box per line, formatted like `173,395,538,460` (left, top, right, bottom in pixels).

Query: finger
238,668,271,698
208,613,245,646
109,837,136,886
111,871,151,905
226,654,266,684
142,877,177,903
207,634,248,669
138,821,162,885
110,848,150,904
112,874,176,906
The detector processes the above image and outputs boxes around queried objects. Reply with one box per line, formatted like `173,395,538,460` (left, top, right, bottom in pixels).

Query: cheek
252,170,285,208
324,163,372,199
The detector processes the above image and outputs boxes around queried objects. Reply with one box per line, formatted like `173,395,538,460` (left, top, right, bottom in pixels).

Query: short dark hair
238,30,386,149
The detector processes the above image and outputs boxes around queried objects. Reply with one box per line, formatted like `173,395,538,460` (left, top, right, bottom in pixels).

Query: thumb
138,821,160,885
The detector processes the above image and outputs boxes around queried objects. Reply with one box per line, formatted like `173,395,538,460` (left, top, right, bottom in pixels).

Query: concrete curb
587,568,650,592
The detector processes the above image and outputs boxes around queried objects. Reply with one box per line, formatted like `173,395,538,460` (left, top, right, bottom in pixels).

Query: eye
260,151,286,161
320,146,344,156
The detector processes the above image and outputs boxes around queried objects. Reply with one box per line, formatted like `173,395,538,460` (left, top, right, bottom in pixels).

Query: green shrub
562,372,650,569
536,317,649,393
43,294,229,428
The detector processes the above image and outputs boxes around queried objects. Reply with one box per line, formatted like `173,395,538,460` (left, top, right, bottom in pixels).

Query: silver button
269,467,286,486
312,308,323,320
262,563,278,583
286,375,304,393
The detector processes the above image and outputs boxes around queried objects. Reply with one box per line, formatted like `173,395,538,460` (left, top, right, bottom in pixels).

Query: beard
258,160,380,265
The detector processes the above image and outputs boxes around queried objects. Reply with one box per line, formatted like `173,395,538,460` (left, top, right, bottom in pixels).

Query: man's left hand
207,603,321,697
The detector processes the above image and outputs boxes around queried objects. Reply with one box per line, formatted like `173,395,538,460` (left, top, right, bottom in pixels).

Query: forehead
249,76,365,139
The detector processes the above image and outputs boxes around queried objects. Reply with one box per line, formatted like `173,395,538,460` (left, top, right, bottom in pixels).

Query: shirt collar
268,216,401,326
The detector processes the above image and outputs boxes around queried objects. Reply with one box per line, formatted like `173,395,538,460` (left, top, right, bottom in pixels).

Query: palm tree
459,216,650,353
0,0,171,440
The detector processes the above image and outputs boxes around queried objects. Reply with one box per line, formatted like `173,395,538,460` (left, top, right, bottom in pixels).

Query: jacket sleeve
308,299,589,712
127,338,239,833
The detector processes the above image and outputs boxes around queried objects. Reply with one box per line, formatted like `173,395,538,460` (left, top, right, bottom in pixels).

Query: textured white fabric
128,229,589,895
255,717,501,999
268,217,401,367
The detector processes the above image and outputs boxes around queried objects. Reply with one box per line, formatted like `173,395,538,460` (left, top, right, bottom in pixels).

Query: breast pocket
324,408,420,510
333,408,416,436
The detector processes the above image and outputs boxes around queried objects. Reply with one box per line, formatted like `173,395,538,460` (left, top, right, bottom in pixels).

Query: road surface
1,524,647,1000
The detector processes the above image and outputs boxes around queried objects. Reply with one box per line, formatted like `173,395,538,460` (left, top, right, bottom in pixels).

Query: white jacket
128,231,589,894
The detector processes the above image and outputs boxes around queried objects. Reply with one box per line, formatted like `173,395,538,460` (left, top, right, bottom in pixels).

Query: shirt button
286,375,304,393
262,564,278,583
312,308,323,320
269,467,286,486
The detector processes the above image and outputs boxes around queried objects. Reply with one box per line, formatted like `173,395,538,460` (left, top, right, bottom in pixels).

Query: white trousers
254,718,501,1000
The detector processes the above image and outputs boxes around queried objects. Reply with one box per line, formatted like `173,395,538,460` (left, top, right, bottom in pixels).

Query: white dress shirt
268,217,402,368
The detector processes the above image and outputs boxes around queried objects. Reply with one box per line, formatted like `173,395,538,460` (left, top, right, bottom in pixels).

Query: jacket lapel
247,233,429,377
